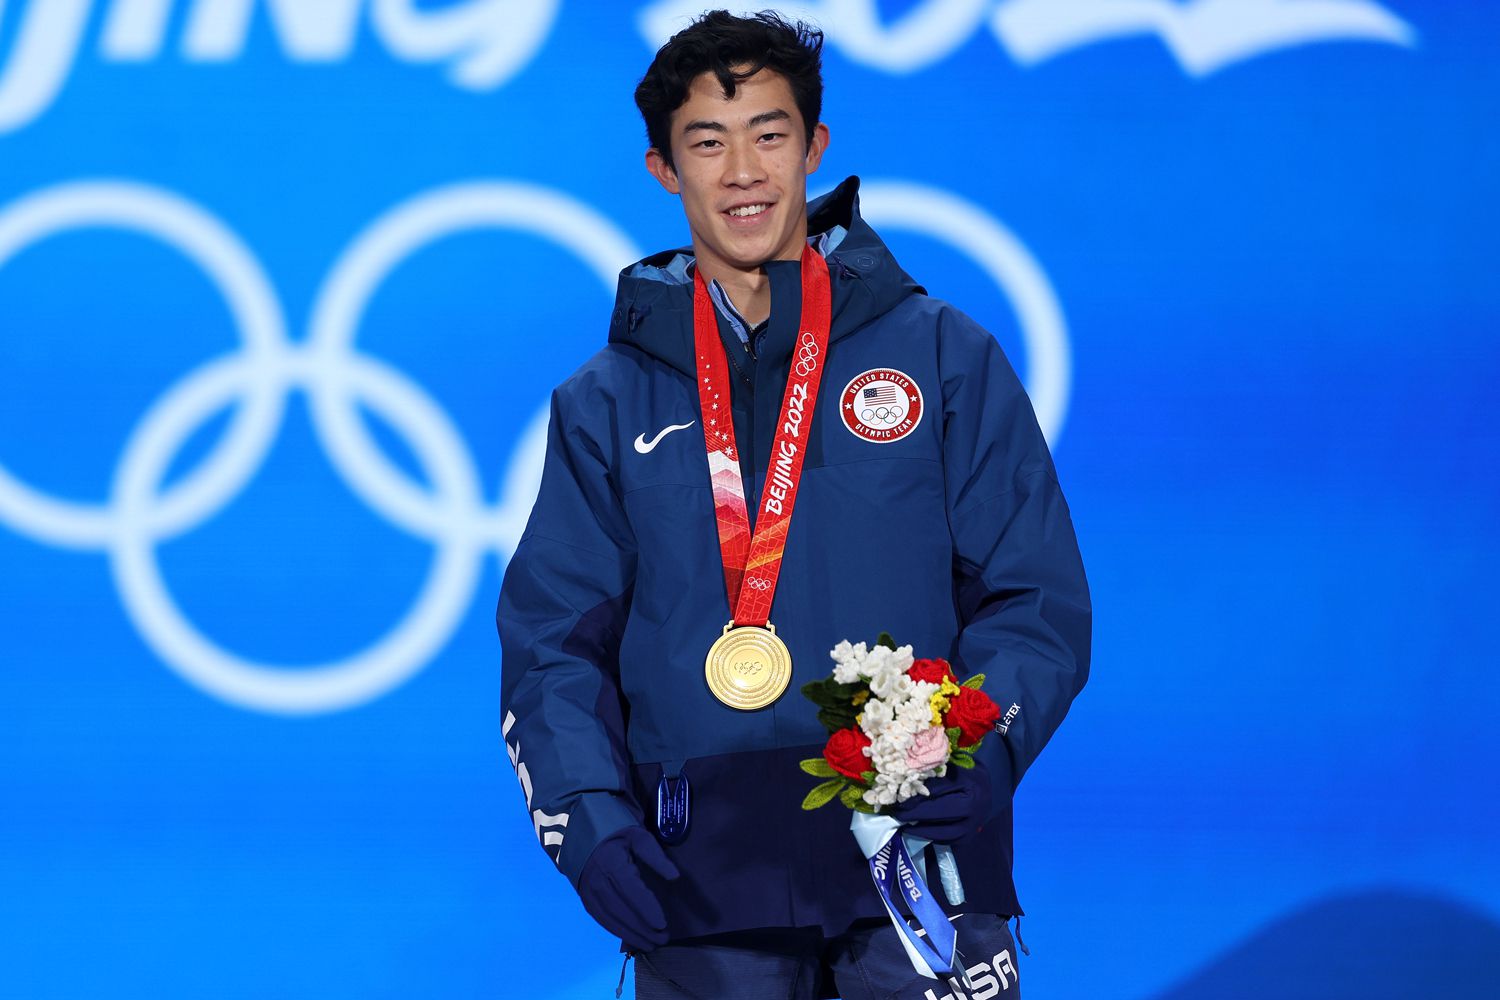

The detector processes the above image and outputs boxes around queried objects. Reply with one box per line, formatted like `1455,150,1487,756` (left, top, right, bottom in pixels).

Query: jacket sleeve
498,385,640,887
938,307,1093,797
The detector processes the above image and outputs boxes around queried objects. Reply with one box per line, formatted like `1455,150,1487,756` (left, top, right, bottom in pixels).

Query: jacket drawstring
615,951,632,998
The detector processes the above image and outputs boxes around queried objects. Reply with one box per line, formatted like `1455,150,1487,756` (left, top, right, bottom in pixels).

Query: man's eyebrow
681,119,727,136
746,109,792,128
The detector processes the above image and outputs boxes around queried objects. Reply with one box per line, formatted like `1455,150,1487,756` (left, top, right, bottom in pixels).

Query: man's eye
759,132,784,142
696,138,722,149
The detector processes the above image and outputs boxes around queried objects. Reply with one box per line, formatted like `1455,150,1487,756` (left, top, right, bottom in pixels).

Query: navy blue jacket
498,177,1091,938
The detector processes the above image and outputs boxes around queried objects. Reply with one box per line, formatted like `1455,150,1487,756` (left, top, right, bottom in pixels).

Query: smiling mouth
725,203,771,218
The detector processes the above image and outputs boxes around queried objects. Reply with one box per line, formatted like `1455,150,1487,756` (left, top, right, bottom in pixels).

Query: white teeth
728,204,769,217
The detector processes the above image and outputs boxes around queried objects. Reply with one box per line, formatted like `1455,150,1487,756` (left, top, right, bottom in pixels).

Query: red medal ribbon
693,246,832,628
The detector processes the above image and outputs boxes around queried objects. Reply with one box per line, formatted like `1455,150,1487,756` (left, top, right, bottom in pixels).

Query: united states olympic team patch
840,368,923,443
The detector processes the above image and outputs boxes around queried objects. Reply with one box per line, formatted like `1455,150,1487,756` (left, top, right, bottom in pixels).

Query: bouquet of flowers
797,632,1004,983
799,633,1001,812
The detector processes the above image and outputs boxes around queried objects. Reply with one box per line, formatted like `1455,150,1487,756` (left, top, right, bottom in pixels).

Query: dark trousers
634,913,1020,1000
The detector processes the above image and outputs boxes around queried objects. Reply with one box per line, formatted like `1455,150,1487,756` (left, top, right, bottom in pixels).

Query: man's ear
804,122,830,176
645,148,680,195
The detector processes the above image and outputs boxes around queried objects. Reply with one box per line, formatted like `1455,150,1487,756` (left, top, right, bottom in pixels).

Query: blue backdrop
2,2,1497,997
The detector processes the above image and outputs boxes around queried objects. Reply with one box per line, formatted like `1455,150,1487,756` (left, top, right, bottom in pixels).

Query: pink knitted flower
904,726,949,772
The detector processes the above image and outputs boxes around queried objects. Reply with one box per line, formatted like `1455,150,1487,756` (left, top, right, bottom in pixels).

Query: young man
498,11,1090,998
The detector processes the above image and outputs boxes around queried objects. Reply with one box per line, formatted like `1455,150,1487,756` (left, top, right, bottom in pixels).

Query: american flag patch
863,386,900,404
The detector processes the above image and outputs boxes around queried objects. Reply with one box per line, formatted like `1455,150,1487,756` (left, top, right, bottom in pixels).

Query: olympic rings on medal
0,179,641,715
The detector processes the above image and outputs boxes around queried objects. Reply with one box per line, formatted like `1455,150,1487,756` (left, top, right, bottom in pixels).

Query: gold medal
705,621,792,710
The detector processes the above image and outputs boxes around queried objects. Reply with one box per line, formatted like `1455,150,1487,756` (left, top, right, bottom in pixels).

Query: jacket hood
606,176,924,378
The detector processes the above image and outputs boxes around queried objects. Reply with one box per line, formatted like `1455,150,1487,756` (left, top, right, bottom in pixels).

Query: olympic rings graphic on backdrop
858,181,1070,443
0,179,640,715
0,177,1068,716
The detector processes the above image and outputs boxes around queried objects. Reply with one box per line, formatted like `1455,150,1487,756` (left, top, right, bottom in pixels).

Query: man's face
646,68,829,279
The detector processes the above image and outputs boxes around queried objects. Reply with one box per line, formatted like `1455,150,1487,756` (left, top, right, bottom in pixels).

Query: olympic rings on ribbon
793,330,821,377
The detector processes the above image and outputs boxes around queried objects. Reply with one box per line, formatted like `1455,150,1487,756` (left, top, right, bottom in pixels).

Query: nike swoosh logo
633,421,696,454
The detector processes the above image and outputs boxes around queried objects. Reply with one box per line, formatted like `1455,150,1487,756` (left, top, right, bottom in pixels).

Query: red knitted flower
823,727,873,781
907,658,956,686
945,686,1001,747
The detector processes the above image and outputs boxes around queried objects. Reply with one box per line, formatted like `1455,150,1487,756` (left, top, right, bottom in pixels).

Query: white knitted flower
859,695,895,739
899,681,939,726
830,640,867,684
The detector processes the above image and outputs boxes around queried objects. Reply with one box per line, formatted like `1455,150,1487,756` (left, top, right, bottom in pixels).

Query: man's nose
722,140,766,187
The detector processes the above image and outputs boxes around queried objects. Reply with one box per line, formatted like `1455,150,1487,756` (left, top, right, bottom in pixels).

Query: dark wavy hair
634,10,824,169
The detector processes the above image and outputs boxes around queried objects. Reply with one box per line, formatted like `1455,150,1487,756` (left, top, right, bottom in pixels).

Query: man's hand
577,825,680,952
890,760,993,844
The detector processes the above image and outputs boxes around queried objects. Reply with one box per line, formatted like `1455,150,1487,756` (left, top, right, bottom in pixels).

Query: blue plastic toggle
656,769,690,844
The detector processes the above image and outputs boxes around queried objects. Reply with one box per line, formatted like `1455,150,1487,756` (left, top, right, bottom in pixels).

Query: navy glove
890,760,993,844
577,825,680,952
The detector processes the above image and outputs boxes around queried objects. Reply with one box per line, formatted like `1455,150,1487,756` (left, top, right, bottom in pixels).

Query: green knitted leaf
802,778,844,810
818,706,860,732
802,678,867,716
800,758,838,778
